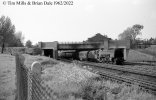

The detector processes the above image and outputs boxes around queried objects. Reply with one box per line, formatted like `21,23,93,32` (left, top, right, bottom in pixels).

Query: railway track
90,68,156,94
59,59,156,95
78,61,156,77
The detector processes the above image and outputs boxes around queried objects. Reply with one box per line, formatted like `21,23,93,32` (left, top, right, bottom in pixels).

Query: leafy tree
86,33,111,42
25,40,32,48
153,38,156,44
118,24,144,48
148,37,156,44
8,31,24,47
0,15,15,53
15,31,25,44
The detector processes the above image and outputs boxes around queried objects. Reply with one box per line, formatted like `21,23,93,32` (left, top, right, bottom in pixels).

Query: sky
0,0,156,44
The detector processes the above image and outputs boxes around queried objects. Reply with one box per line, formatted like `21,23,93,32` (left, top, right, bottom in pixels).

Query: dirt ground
0,54,16,100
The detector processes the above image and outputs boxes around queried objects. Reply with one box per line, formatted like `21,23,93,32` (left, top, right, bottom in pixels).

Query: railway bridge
38,39,130,59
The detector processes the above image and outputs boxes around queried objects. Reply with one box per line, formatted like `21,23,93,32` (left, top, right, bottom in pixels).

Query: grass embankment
127,49,156,62
0,47,26,54
41,61,156,100
0,54,16,100
137,46,156,57
23,54,59,68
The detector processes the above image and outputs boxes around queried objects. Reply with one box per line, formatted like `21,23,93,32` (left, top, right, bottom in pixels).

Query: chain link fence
15,54,55,100
15,54,109,100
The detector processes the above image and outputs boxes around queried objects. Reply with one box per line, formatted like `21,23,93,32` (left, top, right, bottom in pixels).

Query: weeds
42,62,156,100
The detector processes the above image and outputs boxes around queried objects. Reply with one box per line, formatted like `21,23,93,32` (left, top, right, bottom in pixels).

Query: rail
97,71,156,95
79,61,156,77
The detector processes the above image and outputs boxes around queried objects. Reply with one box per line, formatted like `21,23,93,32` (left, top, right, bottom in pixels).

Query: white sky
0,0,156,44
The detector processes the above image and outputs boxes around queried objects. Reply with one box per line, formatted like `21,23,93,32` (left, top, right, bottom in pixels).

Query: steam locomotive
79,48,128,65
59,48,129,65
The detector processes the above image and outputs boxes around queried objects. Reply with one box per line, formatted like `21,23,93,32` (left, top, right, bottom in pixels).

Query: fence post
27,68,32,100
15,54,25,100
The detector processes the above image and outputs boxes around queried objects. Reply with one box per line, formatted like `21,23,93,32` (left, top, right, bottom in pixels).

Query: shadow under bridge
58,42,104,60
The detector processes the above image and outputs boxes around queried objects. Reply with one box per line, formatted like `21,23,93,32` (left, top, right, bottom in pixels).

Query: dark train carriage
58,51,75,59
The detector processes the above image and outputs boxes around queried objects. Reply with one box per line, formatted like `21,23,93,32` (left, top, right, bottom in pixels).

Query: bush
33,47,42,55
81,77,107,100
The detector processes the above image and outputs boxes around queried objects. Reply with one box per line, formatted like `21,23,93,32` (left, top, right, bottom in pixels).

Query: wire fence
15,54,109,100
15,54,55,100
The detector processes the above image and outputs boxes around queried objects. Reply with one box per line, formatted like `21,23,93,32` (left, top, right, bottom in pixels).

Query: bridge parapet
109,40,130,49
58,42,103,45
59,42,83,44
58,42,104,50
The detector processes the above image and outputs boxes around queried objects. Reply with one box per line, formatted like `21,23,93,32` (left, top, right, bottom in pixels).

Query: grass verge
41,62,156,100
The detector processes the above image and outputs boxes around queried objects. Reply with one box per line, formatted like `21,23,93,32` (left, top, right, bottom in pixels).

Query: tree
118,24,144,48
86,33,111,42
7,31,25,47
14,31,24,47
25,40,32,48
0,15,15,53
15,31,24,43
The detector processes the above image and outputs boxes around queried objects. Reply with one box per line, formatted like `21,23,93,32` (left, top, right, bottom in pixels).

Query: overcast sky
0,0,156,44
